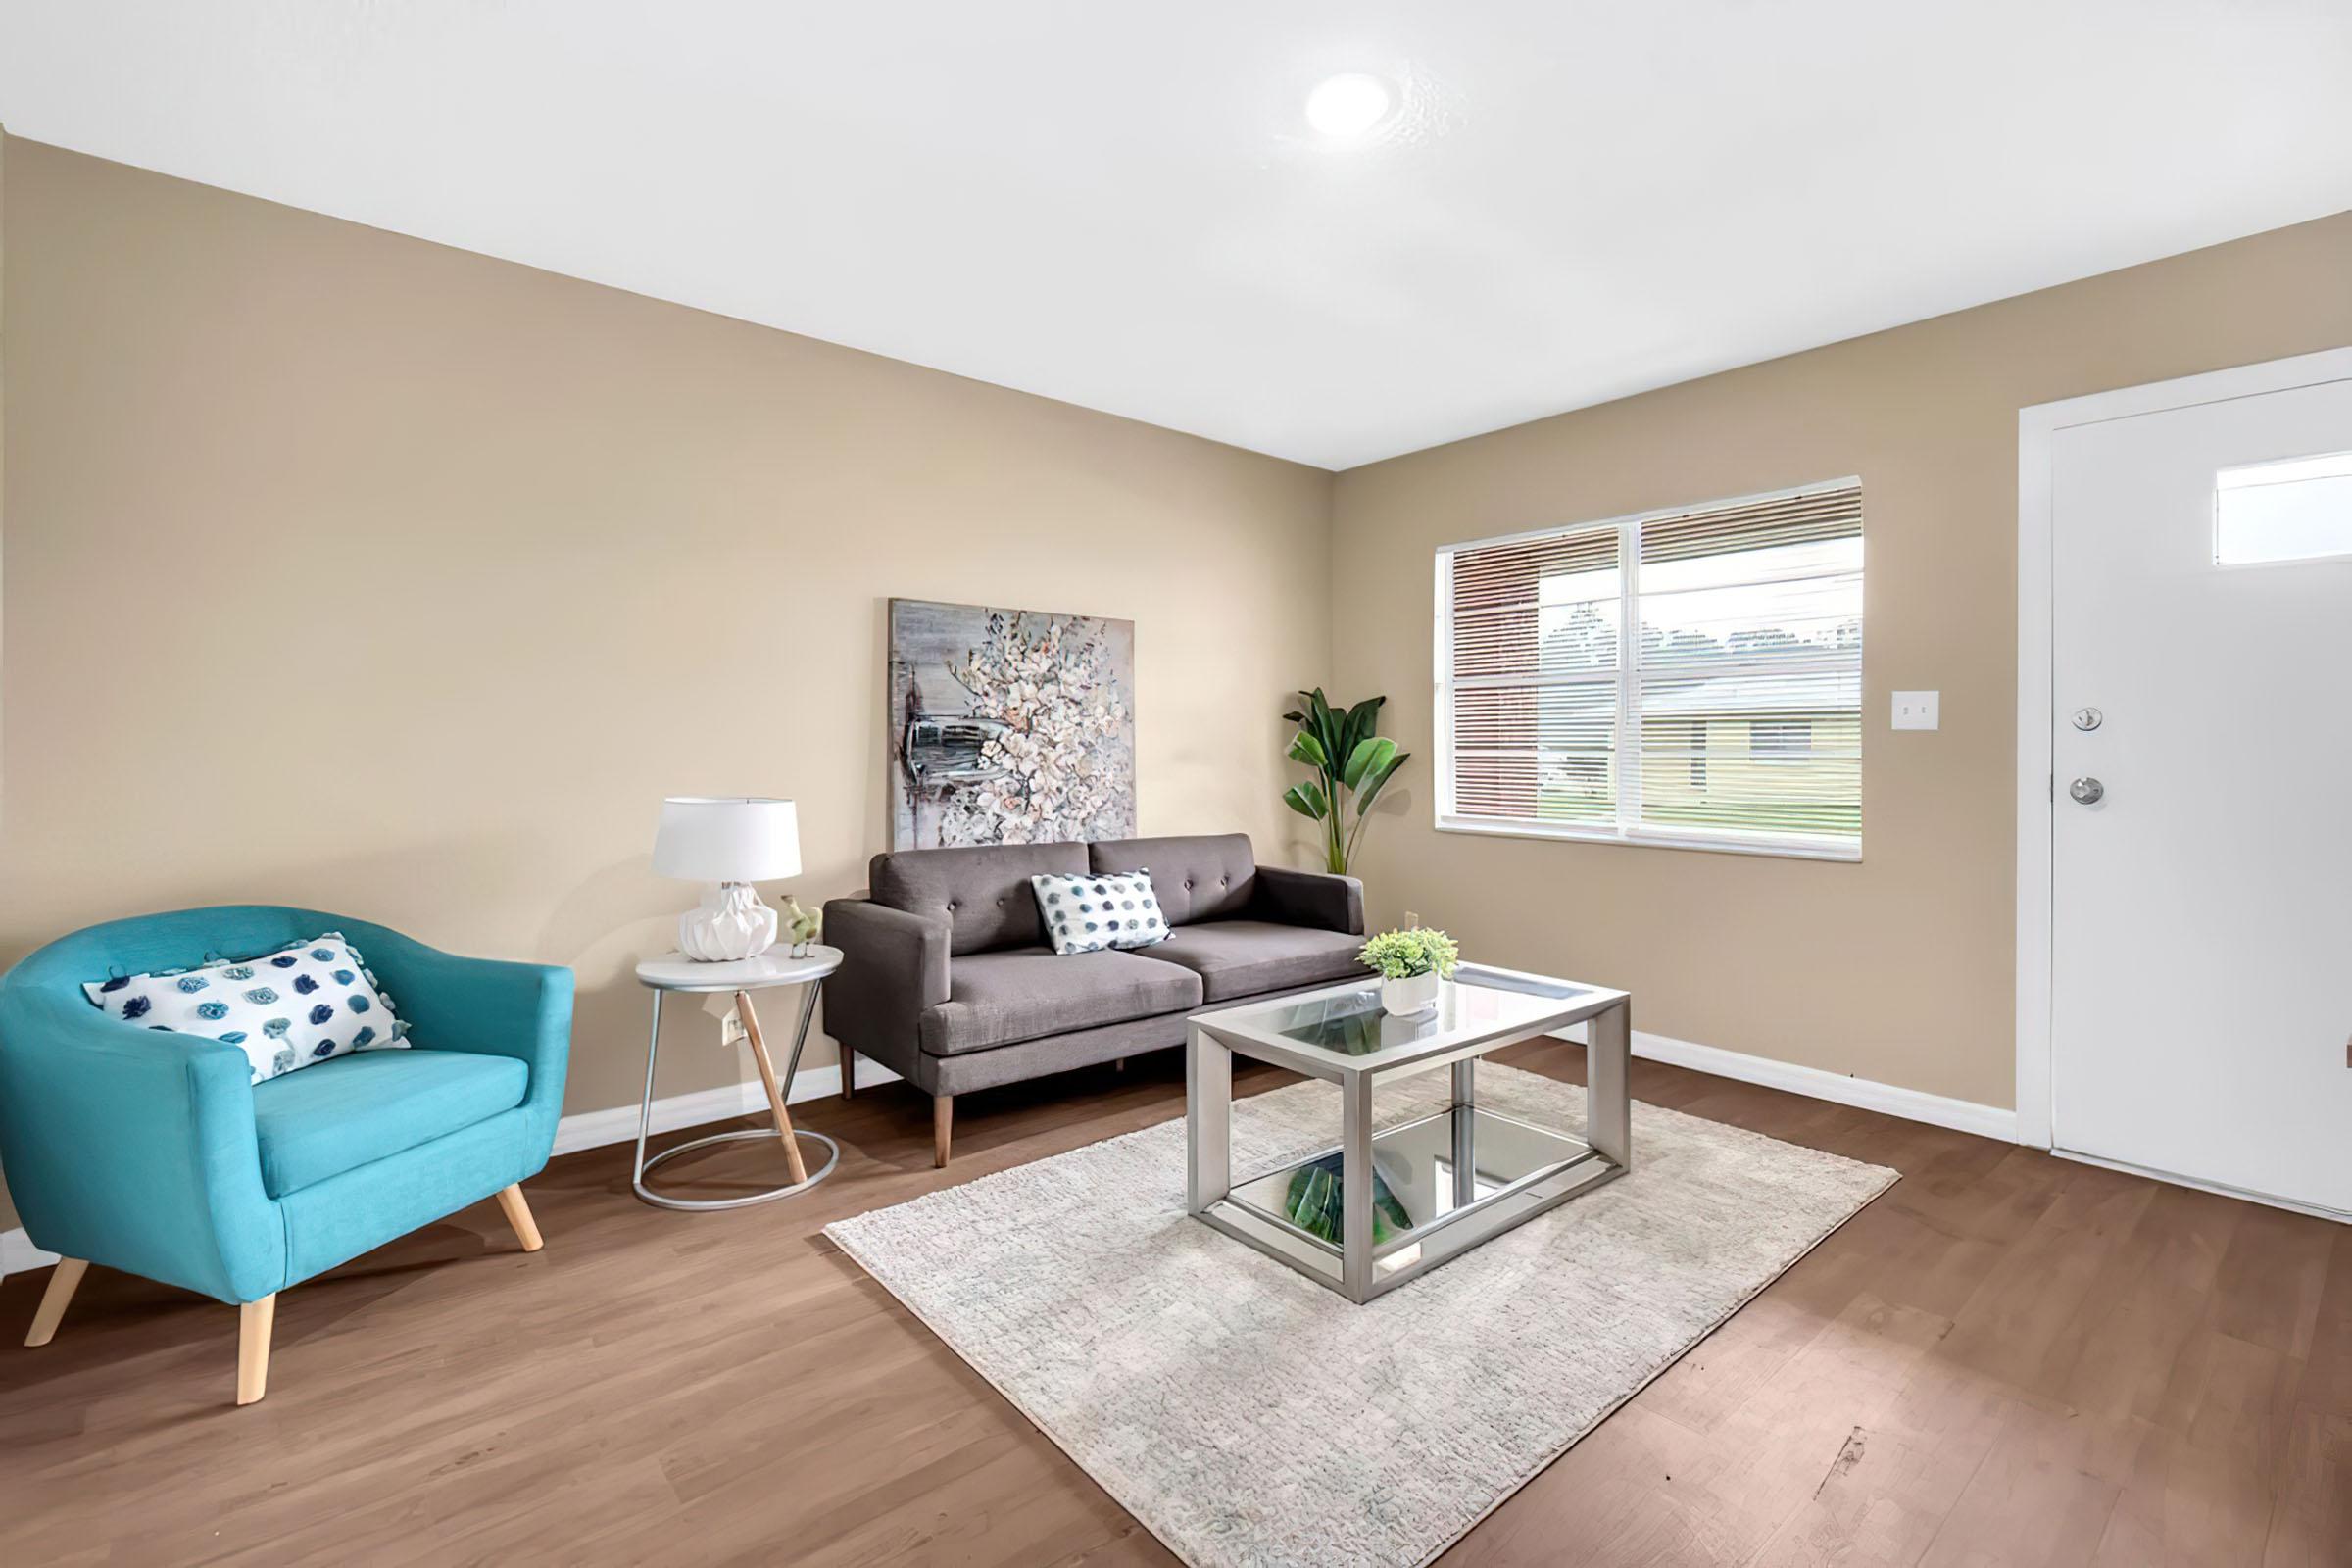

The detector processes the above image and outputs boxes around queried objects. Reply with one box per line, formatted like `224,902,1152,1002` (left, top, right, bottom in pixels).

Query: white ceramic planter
1381,970,1441,1017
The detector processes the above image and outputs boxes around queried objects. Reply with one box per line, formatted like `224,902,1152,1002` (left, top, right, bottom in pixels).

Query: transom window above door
1434,480,1864,860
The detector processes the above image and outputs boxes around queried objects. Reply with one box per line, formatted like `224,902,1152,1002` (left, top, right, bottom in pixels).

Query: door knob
2069,777,2105,805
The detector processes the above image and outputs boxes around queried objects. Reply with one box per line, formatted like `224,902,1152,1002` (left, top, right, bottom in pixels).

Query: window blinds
1444,525,1620,824
1438,481,1863,857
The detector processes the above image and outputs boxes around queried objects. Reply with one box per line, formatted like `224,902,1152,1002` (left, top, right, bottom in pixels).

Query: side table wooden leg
738,990,810,1187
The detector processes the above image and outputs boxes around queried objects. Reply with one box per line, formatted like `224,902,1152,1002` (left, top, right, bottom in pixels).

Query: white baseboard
1,1227,60,1278
1,1060,904,1277
5,1036,2017,1276
1549,1022,2018,1143
549,1057,901,1157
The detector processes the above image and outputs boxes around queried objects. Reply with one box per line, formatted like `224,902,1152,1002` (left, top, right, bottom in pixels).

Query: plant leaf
1342,736,1397,791
1354,750,1408,813
1287,730,1328,768
1309,696,1345,781
1283,781,1330,820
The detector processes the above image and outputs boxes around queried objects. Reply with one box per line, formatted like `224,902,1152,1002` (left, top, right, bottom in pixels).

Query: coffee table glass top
1194,963,1619,1075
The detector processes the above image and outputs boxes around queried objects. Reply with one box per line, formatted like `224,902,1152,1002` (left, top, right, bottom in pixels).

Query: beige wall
1333,210,2352,1111
2,126,2346,1245
0,139,1333,1229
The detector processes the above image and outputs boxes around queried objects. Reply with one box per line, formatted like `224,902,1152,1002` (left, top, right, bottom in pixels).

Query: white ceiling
4,2,2349,469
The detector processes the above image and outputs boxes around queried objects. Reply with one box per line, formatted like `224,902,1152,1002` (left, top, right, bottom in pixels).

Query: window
1436,479,1862,859
2216,450,2352,565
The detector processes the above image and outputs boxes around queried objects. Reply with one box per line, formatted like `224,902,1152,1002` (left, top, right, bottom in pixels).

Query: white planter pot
1381,970,1441,1017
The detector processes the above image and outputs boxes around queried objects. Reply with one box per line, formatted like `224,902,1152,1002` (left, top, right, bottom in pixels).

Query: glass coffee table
1187,963,1631,1303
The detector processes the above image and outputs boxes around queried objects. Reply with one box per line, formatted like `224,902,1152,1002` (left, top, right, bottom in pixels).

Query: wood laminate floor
2,1041,2346,1566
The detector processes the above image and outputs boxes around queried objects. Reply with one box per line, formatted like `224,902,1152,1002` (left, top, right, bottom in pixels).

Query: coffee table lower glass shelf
1220,1102,1620,1291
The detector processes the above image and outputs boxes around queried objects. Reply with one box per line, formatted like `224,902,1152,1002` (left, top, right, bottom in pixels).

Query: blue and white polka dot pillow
82,932,411,1085
1030,870,1170,956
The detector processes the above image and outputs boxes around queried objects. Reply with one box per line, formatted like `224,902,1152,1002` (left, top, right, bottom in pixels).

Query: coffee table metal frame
1186,962,1631,1303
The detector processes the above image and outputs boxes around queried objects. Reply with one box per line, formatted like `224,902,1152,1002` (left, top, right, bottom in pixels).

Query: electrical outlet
720,1008,747,1049
1403,910,1421,929
1891,691,1939,731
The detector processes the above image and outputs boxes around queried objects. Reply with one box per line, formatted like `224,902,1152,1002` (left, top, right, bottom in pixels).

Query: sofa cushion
1144,920,1371,1002
252,1047,528,1197
871,842,1089,955
1090,834,1255,925
919,947,1202,1055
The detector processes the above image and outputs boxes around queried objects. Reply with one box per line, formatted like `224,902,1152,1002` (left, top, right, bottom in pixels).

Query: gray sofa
824,833,1368,1164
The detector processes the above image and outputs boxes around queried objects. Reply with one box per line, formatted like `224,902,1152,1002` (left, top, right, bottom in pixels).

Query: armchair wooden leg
933,1094,953,1169
841,1049,858,1100
24,1257,88,1348
236,1295,276,1406
495,1183,545,1252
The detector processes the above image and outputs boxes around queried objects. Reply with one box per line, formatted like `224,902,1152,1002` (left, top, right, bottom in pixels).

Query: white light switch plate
1891,691,1939,730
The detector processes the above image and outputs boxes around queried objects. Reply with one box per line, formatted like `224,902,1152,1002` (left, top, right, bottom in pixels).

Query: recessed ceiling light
1304,74,1394,140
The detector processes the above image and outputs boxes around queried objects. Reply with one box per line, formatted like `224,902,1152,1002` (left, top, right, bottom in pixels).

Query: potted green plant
1282,689,1408,875
1357,926,1460,1017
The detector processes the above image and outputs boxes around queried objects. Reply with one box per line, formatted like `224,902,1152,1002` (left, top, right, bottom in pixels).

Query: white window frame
1433,478,1864,863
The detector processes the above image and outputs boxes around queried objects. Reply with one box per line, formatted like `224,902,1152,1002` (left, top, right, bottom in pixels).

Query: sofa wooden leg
933,1094,953,1168
496,1183,545,1252
236,1295,276,1406
24,1257,88,1348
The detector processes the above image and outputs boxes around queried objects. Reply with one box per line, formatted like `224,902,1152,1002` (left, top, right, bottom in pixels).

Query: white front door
2048,366,2352,1217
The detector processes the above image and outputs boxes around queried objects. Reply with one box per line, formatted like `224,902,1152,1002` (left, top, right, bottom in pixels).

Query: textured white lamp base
678,882,777,961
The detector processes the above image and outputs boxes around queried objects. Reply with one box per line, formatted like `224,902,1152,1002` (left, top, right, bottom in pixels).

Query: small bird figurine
783,895,822,957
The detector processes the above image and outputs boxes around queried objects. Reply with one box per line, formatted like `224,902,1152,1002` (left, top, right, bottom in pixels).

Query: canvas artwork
888,599,1137,851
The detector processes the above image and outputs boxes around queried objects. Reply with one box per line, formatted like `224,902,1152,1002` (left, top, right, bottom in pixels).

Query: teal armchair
0,906,572,1404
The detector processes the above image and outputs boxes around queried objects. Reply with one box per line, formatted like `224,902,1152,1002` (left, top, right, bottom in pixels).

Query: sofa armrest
1253,865,1366,936
822,899,950,1061
358,932,573,1126
0,989,285,1303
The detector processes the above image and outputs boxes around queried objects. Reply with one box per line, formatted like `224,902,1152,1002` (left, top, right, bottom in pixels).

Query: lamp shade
652,797,801,883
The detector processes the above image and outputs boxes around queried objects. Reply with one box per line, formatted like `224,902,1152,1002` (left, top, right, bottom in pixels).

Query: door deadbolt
2069,777,2105,806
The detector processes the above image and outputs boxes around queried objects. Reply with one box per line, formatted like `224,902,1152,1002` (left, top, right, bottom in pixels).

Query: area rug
826,1064,1895,1568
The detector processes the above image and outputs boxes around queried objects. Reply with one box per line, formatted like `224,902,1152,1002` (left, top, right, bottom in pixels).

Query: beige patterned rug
827,1064,1895,1568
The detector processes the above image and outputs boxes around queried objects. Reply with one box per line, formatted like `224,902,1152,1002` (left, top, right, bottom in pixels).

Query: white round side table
632,945,844,1210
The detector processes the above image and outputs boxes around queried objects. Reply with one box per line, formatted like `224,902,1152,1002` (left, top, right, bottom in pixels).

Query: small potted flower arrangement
1357,926,1460,1017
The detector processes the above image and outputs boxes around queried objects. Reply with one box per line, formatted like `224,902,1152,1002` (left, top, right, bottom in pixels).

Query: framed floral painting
887,599,1137,850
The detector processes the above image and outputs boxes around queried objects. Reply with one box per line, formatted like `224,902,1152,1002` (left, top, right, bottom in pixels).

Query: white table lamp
653,797,802,961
